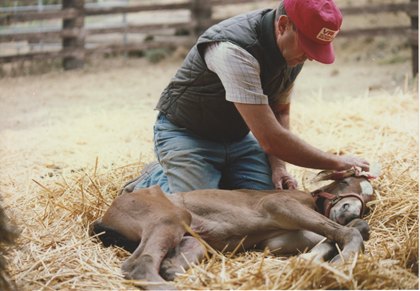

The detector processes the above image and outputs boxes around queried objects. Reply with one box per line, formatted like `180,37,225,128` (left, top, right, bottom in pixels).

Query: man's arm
268,102,298,189
234,102,369,171
203,41,369,172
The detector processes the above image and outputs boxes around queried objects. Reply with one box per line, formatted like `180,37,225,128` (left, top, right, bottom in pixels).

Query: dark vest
155,9,303,142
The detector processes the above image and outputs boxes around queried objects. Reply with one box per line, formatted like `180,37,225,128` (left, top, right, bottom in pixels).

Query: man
127,0,369,194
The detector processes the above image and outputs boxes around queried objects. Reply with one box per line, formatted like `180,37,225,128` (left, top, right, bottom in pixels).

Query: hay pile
2,85,417,289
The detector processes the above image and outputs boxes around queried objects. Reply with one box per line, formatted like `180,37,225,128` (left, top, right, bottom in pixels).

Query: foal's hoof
160,259,185,281
347,218,370,241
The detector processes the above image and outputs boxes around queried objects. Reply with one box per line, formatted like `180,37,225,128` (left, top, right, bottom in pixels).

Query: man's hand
272,168,298,190
338,155,370,172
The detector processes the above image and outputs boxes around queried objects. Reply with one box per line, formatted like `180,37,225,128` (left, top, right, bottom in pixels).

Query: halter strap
311,191,366,218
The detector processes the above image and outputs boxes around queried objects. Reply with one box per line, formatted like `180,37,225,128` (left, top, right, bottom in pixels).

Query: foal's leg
259,194,365,262
259,230,324,255
160,236,206,281
122,225,185,290
303,218,370,262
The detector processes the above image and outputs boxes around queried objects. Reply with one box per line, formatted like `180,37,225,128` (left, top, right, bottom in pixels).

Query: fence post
190,0,212,38
62,0,85,70
410,0,418,77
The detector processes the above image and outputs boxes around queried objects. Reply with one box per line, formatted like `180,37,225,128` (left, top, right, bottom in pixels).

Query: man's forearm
269,155,286,171
269,102,291,171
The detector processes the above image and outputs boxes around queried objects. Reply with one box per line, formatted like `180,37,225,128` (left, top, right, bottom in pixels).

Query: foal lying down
91,168,376,289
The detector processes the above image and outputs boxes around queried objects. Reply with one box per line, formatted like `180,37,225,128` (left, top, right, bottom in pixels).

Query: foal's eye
339,180,350,186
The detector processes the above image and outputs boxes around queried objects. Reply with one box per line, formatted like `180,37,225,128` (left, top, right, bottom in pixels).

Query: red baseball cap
284,0,343,64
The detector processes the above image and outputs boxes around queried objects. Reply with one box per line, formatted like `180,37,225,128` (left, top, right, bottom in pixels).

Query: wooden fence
0,0,418,75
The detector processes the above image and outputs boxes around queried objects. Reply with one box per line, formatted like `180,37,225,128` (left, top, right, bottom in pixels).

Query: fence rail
3,1,417,25
0,0,418,75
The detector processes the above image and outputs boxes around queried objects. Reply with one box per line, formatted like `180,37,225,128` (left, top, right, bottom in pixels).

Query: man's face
276,17,311,67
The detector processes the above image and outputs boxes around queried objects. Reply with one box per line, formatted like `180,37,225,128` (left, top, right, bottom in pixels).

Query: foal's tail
89,220,139,253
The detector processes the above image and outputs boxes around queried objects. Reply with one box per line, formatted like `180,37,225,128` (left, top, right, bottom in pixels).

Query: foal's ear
301,170,338,192
313,170,335,182
313,168,356,182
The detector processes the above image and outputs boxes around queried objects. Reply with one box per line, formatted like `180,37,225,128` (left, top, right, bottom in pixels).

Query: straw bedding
1,86,417,290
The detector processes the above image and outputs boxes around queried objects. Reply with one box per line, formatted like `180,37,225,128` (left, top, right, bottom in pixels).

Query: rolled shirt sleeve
204,41,269,105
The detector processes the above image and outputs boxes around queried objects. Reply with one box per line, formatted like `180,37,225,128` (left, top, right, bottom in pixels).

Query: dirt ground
0,30,418,289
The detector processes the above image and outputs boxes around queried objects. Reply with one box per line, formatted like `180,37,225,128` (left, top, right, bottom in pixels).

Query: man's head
274,0,342,66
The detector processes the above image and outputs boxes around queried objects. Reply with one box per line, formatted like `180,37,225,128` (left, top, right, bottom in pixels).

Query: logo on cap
316,27,339,42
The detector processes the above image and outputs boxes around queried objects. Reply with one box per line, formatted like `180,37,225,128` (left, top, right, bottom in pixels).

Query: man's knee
165,161,221,192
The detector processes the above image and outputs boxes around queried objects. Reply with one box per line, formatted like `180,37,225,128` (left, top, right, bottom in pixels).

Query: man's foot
119,161,161,195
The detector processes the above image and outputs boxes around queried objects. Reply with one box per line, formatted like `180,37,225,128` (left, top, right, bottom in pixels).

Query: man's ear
276,15,289,35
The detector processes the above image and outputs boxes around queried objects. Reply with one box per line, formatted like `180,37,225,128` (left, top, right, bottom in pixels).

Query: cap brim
297,29,336,64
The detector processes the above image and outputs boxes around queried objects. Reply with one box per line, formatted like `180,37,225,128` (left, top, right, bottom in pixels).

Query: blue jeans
134,113,274,193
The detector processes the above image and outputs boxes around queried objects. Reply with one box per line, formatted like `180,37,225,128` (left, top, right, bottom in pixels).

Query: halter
310,166,377,218
311,190,366,219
